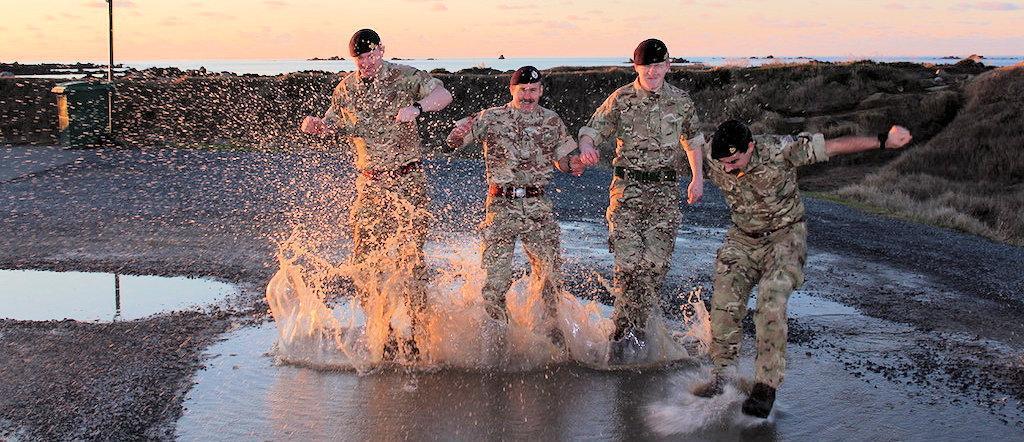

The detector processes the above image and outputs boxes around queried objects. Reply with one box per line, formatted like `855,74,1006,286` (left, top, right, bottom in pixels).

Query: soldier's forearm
418,86,453,112
824,135,880,157
685,146,703,181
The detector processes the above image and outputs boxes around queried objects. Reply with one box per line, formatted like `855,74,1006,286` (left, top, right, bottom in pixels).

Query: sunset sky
2,0,1022,61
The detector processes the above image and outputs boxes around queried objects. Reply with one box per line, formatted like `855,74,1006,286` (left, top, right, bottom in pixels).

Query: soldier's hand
579,144,600,166
300,116,326,135
687,178,703,205
885,125,912,149
446,117,474,148
569,156,586,176
396,106,421,123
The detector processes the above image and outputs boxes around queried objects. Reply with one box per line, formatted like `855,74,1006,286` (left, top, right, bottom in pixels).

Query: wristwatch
877,132,889,150
412,101,424,115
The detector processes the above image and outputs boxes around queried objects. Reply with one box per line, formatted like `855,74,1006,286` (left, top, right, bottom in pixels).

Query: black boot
741,382,776,418
692,375,724,398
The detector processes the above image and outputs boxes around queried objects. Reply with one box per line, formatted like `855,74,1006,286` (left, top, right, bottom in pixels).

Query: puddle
177,310,1024,441
0,269,239,321
174,221,1024,439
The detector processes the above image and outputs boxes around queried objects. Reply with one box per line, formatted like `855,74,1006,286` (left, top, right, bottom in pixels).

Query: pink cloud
432,3,447,11
955,1,1022,10
498,3,538,9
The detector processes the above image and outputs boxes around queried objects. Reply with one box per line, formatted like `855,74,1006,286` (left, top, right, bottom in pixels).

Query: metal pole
107,0,114,135
114,273,122,320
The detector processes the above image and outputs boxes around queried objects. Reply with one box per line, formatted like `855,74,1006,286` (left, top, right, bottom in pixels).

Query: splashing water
645,369,773,436
266,221,713,373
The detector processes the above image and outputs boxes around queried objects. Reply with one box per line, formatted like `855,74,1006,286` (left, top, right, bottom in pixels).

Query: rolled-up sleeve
412,70,443,100
783,132,829,167
554,117,578,160
463,111,489,146
682,132,706,153
579,94,619,147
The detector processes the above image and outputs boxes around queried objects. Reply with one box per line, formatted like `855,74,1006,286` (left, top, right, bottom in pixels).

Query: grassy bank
6,60,1017,244
3,61,974,159
836,63,1024,245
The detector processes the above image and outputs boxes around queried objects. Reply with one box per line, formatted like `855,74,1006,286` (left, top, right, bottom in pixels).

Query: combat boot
381,325,421,364
741,382,776,418
692,374,724,398
607,327,648,366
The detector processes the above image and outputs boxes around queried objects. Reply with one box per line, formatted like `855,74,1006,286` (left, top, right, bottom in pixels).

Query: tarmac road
1,147,1022,439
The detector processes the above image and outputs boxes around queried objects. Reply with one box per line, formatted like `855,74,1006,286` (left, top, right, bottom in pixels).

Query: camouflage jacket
705,132,829,235
579,79,700,171
323,61,444,171
459,103,577,187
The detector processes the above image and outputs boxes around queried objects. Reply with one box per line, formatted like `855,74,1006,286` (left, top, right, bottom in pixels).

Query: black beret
711,120,754,159
510,66,542,85
349,29,381,57
633,38,669,65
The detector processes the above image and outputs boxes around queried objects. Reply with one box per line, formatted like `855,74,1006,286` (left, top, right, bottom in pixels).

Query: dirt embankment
2,61,982,187
838,63,1024,245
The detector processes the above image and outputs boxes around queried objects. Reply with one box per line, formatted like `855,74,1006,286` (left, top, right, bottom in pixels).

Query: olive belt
613,166,678,182
737,218,805,239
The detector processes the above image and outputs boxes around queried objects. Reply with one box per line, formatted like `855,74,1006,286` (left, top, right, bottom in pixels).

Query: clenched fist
884,125,913,149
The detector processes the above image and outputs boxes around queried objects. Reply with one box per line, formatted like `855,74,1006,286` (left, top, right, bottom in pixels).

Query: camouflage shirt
579,79,700,171
323,61,444,171
705,132,829,234
459,103,577,187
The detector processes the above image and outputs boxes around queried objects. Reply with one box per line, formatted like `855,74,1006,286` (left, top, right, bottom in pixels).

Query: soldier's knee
762,270,798,294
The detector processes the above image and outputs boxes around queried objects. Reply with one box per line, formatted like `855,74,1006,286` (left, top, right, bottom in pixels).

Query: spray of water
266,218,713,373
645,368,774,436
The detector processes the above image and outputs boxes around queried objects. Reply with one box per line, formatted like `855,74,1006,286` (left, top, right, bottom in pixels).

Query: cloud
263,0,288,7
497,3,538,9
543,20,577,30
432,2,447,11
955,1,1022,10
198,11,236,20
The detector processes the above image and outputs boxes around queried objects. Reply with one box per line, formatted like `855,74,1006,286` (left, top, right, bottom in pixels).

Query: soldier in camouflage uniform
300,29,453,362
447,66,583,349
576,39,705,365
694,120,912,418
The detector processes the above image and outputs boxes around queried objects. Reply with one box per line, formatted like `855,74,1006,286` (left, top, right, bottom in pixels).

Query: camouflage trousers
349,168,431,327
606,177,681,338
479,194,562,325
709,221,807,388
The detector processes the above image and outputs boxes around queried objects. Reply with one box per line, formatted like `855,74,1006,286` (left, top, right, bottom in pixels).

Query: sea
9,55,1023,79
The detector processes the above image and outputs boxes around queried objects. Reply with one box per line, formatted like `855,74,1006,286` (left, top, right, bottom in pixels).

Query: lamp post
106,0,114,135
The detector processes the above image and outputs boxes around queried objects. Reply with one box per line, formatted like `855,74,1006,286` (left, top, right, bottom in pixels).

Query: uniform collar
357,60,393,84
740,142,763,175
631,78,665,100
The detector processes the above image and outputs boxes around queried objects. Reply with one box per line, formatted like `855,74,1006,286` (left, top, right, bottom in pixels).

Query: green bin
51,81,113,147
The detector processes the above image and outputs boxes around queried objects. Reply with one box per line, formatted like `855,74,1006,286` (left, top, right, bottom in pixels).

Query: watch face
514,188,527,198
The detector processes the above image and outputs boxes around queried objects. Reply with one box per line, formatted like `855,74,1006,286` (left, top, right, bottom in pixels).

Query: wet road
2,147,1023,439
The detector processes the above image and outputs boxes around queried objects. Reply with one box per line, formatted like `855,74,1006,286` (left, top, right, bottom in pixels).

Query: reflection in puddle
178,318,1024,441
0,269,238,321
